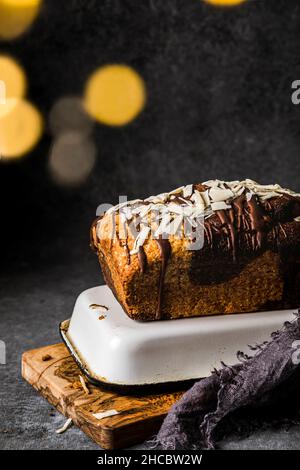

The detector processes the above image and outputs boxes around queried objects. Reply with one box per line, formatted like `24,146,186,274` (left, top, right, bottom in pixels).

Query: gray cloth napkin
152,310,300,449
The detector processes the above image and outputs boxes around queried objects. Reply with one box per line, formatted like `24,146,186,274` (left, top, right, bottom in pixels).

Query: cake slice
91,180,300,321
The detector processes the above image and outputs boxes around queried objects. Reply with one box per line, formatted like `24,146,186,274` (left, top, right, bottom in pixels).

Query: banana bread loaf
91,180,300,321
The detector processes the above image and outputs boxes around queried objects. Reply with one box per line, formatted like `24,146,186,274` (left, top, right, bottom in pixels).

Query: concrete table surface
1,262,300,450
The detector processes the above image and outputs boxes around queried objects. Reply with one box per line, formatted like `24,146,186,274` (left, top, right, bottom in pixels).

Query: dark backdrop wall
1,0,300,276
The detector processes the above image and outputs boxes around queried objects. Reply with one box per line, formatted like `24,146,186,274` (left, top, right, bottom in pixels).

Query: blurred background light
0,55,26,98
0,0,42,41
49,132,96,186
49,96,94,137
203,0,246,6
0,97,42,160
0,79,5,104
83,64,146,126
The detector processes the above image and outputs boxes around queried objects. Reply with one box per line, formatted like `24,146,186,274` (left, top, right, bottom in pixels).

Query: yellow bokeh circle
0,98,43,159
84,64,146,126
203,0,246,6
0,55,26,99
0,0,42,40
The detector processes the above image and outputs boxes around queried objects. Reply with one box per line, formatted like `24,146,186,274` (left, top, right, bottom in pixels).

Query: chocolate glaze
204,194,274,262
155,236,171,320
190,191,300,286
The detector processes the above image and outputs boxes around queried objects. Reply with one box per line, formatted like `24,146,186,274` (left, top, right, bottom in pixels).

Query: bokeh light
0,80,5,104
0,55,26,99
203,0,246,6
49,132,96,186
84,64,146,126
0,0,42,41
49,96,93,137
0,98,43,160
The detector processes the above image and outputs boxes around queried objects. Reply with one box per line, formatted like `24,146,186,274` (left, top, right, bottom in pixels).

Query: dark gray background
1,0,300,450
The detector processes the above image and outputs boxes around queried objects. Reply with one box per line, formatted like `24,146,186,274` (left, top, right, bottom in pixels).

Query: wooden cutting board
22,343,185,449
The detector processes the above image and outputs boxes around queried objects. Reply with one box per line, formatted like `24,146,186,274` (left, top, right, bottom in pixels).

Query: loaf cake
91,180,300,321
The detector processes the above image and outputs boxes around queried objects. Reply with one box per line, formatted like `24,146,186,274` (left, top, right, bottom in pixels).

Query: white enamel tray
60,285,294,388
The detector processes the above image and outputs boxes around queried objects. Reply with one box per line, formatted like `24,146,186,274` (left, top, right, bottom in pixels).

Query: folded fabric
152,311,300,450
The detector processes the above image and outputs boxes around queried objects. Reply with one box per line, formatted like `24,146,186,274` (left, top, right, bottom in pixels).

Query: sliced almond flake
118,211,127,223
231,183,242,191
209,187,235,203
145,192,169,204
150,203,165,214
105,206,116,216
185,216,198,228
182,184,193,198
191,190,206,210
166,202,184,215
244,178,259,186
155,213,172,237
92,410,119,420
276,188,300,197
255,184,281,191
131,205,148,215
227,180,241,187
235,186,246,196
169,185,184,196
137,224,151,243
120,206,132,219
211,201,232,211
181,205,194,217
246,191,253,202
130,225,151,254
160,204,171,214
56,418,73,434
139,204,152,219
192,207,206,217
202,180,221,188
178,196,193,206
79,375,90,395
200,190,210,207
205,212,215,219
164,214,184,236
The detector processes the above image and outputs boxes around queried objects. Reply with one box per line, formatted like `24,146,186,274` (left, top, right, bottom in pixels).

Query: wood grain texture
22,343,184,449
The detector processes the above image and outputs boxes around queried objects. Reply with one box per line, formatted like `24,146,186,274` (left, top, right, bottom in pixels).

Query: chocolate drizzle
245,196,271,250
124,241,131,265
216,209,237,262
155,236,171,320
138,246,147,273
203,193,274,262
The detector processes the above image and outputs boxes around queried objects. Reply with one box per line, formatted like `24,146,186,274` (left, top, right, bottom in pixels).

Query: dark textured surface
1,0,300,449
1,263,300,450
